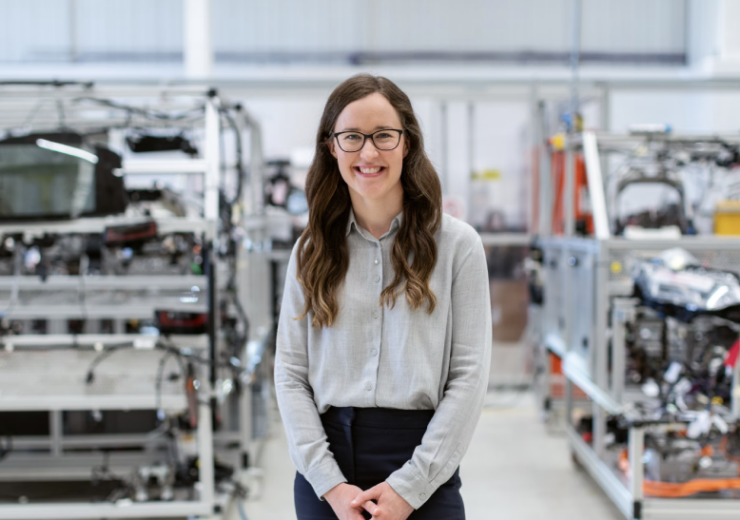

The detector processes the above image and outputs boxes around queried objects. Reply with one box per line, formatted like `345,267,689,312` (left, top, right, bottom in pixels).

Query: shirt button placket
368,242,381,403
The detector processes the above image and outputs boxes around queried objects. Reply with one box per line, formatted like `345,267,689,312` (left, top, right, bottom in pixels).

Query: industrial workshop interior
7,1,740,519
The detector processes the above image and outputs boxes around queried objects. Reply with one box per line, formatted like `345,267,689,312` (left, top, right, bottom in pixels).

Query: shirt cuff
304,460,348,501
385,463,437,510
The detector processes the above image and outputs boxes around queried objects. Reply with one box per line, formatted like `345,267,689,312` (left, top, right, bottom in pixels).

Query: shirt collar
345,207,404,239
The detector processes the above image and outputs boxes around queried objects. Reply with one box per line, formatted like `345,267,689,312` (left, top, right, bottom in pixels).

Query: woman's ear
328,138,338,159
403,135,410,158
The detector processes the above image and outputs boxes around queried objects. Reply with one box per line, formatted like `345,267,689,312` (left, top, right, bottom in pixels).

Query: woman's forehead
334,93,402,131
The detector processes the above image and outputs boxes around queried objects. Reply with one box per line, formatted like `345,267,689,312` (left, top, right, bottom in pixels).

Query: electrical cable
84,343,136,384
237,501,250,520
220,105,246,205
73,97,205,122
154,349,187,422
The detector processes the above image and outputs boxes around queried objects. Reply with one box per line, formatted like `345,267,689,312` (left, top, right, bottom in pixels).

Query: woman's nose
360,137,379,159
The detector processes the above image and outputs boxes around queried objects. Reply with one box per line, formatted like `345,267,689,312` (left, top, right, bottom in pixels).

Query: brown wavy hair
296,74,442,328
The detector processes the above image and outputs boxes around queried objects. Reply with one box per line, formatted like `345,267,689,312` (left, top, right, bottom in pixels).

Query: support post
204,96,220,237
197,379,215,506
629,426,644,519
183,0,213,79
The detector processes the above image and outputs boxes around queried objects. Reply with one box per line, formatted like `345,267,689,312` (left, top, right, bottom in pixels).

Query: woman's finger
362,500,379,515
350,485,379,507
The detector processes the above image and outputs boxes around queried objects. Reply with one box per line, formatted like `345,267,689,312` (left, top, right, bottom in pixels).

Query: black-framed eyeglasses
331,129,404,153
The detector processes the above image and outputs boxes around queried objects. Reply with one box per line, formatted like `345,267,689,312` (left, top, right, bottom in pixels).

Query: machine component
537,130,740,517
156,311,208,335
632,248,740,323
264,159,308,215
104,221,158,245
126,134,198,156
614,167,692,235
0,132,127,220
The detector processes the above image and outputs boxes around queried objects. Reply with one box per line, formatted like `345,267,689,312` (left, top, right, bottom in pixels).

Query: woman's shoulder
437,212,482,254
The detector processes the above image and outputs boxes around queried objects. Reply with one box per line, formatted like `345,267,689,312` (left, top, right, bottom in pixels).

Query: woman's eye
376,133,392,139
343,133,361,141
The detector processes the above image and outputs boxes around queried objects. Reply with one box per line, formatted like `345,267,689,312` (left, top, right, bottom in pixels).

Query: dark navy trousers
294,407,465,520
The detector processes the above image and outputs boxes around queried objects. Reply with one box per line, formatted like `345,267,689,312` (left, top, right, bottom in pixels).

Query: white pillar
687,0,740,76
183,0,213,79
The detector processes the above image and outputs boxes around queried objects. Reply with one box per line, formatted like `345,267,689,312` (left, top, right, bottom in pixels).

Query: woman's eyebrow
336,125,394,132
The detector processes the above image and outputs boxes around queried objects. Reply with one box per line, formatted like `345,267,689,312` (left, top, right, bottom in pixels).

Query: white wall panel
0,0,687,63
213,0,359,53
75,0,181,58
0,0,71,62
0,0,181,62
212,0,683,58
581,0,686,54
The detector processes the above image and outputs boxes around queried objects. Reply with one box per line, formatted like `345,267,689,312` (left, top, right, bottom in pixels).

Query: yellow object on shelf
470,169,501,181
714,200,740,235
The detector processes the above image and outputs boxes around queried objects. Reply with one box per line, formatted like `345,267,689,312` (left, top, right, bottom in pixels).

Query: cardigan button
419,493,426,500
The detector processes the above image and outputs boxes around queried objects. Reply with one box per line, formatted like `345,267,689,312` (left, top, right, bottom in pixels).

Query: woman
275,74,491,520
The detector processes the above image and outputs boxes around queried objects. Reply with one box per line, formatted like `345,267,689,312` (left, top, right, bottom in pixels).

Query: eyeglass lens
336,130,401,152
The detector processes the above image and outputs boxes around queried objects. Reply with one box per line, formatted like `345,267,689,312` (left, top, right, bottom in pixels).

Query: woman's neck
350,191,403,239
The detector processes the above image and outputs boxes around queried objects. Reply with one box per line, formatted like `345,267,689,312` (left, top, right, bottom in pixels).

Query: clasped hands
324,481,414,520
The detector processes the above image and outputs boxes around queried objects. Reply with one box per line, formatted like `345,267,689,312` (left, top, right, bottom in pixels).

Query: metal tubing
629,426,645,505
582,132,610,239
563,352,621,414
537,100,552,236
564,141,576,236
116,160,207,175
566,423,633,519
205,241,218,434
197,379,215,506
204,96,220,236
593,403,606,459
594,241,609,388
49,410,62,458
242,108,265,217
611,298,636,403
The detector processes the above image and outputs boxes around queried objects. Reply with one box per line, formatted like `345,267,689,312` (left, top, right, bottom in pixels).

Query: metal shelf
0,216,211,237
0,394,187,412
0,275,207,290
0,501,213,520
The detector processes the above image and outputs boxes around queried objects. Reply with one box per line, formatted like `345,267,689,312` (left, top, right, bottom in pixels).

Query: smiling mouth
354,166,386,176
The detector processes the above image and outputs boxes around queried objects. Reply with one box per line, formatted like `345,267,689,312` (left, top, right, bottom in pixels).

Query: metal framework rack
535,131,740,519
0,85,271,520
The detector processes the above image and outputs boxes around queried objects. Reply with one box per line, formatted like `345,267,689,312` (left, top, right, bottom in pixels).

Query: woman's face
330,92,408,206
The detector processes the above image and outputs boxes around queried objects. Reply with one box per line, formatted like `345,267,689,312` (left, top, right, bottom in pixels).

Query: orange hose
644,478,740,498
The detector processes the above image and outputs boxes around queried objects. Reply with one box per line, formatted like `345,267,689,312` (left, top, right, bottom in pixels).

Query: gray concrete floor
235,390,625,520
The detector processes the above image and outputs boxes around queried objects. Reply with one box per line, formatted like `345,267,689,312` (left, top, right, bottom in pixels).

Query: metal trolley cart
536,130,740,519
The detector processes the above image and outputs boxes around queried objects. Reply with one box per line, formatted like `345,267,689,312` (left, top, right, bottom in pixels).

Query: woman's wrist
323,482,347,502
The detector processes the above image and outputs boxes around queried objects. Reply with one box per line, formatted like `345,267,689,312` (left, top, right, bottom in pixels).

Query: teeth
359,167,381,174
